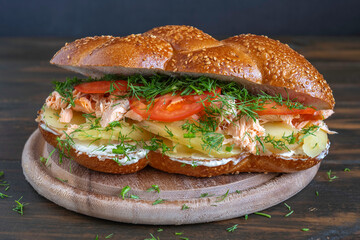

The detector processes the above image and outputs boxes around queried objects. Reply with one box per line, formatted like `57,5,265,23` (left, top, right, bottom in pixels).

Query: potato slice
70,122,152,142
42,106,85,130
263,122,299,153
136,120,242,158
302,129,328,157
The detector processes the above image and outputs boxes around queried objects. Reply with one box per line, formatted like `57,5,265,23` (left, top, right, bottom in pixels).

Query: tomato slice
74,80,128,94
129,88,221,122
129,97,153,119
255,101,316,116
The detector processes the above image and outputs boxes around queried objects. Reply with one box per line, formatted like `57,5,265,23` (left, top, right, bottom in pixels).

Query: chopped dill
254,212,271,218
0,192,11,199
216,189,230,202
144,233,160,240
181,204,190,210
152,198,165,205
199,193,214,198
12,196,29,215
327,170,338,182
147,185,160,193
120,185,131,200
226,224,238,232
298,125,320,143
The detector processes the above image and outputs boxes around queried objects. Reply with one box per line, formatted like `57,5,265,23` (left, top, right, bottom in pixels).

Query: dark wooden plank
0,37,359,239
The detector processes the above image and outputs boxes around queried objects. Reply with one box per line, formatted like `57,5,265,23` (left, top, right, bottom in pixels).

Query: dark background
1,0,359,38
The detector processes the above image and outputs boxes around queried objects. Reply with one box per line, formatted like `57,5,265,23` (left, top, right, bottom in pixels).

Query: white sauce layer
72,140,149,165
40,123,147,165
169,154,244,167
40,123,59,136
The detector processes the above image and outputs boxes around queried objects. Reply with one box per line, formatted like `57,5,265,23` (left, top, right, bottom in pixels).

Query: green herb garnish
181,204,190,210
199,193,214,198
120,185,131,200
144,233,160,240
226,224,238,232
12,196,28,215
254,212,271,218
216,189,229,202
327,170,338,182
152,198,165,205
55,177,68,183
147,185,160,193
105,233,114,239
0,192,11,199
284,203,294,217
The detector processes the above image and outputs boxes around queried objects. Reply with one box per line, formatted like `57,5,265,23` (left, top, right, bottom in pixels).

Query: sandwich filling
37,75,335,166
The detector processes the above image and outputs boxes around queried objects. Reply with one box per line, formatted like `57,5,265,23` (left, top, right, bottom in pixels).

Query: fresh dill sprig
284,202,294,217
144,233,160,240
181,204,190,210
12,196,28,215
199,193,214,198
0,192,11,199
105,233,114,239
40,148,56,165
327,170,338,182
152,198,165,205
120,185,131,200
254,212,271,218
298,125,320,143
147,185,160,193
263,134,290,151
226,224,238,232
55,177,68,183
216,189,230,202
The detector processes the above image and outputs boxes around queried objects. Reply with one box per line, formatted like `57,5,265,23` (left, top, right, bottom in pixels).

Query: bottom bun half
39,125,323,177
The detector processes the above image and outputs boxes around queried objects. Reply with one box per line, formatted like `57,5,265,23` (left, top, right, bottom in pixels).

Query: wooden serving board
22,130,320,225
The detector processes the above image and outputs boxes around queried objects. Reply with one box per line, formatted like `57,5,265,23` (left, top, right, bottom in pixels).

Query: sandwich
36,25,335,177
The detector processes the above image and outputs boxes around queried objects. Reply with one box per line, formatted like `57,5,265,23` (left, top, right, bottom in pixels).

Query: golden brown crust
166,45,262,83
144,25,221,52
222,34,334,109
39,124,323,177
50,25,334,110
148,152,322,177
80,34,173,69
51,36,115,65
39,126,149,174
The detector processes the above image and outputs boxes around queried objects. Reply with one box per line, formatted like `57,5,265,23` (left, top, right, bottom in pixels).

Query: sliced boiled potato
70,121,152,142
41,106,86,130
136,120,242,158
302,129,328,157
166,143,225,159
263,122,299,153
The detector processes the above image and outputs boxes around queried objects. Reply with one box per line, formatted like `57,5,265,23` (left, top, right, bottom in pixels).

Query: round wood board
22,130,320,225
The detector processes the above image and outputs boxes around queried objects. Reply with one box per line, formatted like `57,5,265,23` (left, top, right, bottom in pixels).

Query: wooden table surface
0,36,359,240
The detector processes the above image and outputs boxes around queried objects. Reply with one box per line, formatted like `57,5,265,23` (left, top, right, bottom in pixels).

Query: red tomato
255,101,316,116
74,80,128,94
129,89,221,122
129,97,153,119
